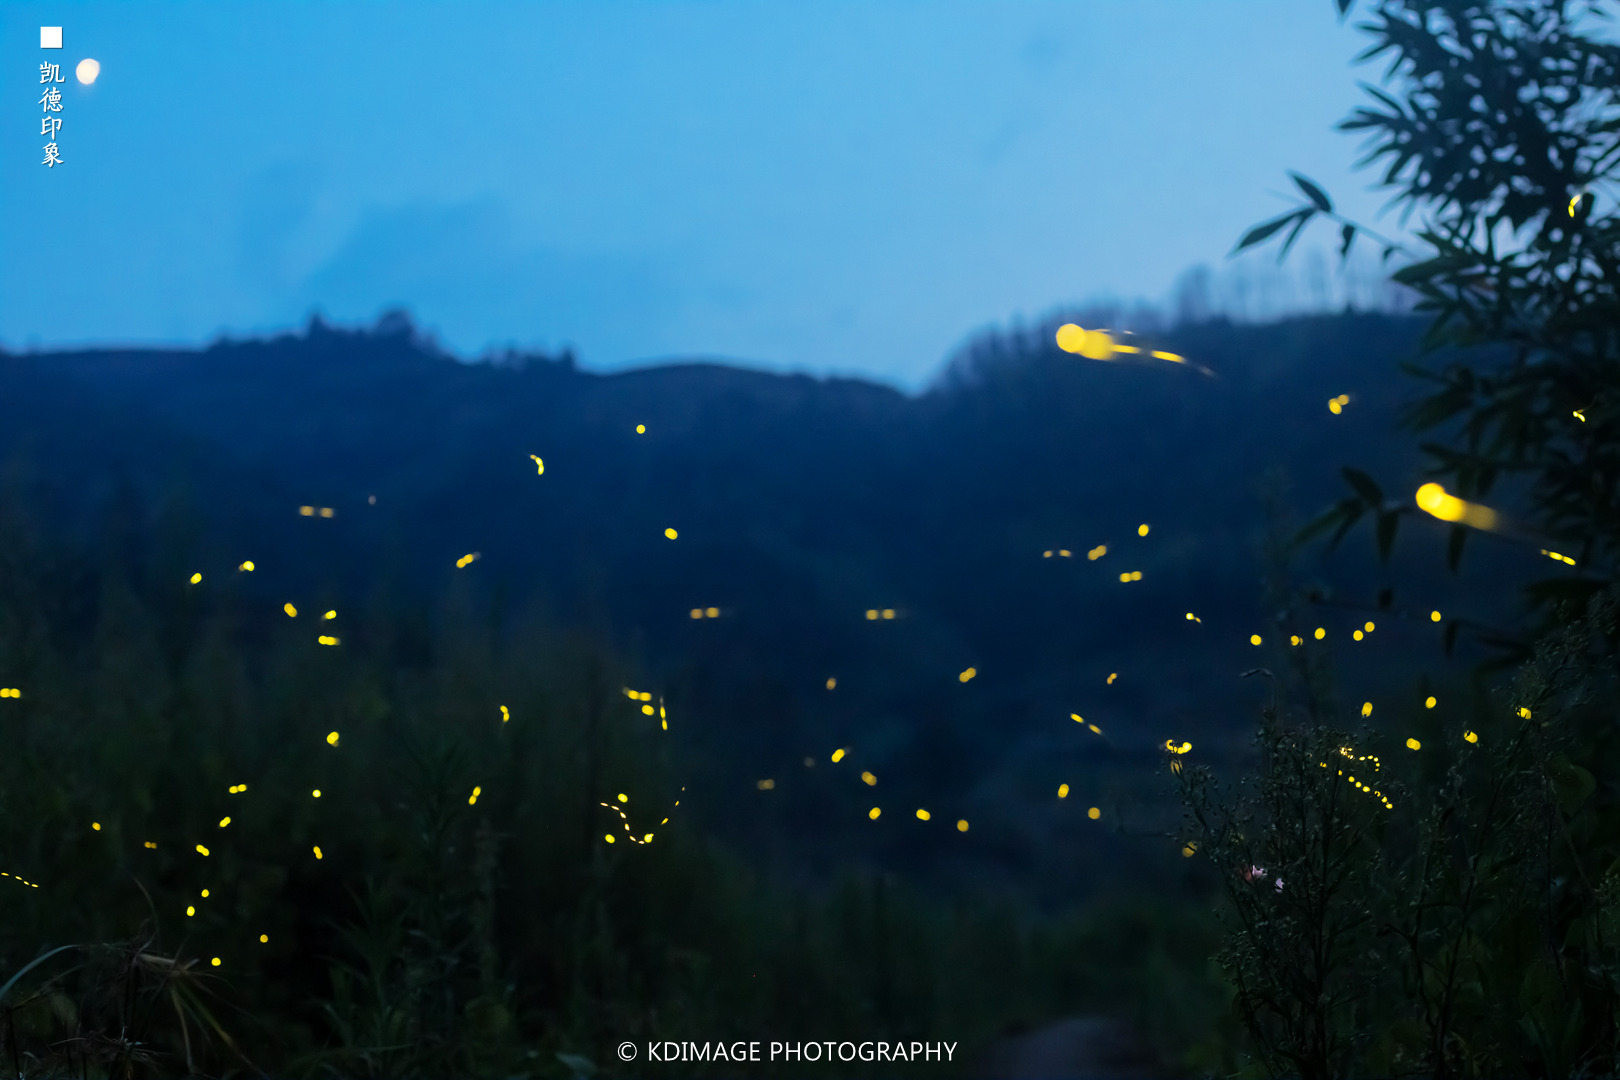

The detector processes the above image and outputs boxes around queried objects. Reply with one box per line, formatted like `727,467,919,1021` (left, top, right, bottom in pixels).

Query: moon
76,58,100,84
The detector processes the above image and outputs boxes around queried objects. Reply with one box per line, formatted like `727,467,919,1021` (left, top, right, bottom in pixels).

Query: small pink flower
1243,865,1268,882
1274,878,1284,892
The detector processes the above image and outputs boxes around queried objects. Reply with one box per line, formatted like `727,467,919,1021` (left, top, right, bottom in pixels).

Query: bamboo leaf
1342,467,1384,508
1233,210,1309,255
1289,172,1334,213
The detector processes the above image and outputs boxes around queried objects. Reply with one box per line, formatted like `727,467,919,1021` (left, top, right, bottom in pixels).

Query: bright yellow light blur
195,845,209,856
319,508,335,518
641,704,654,715
189,572,202,584
1106,673,1117,684
1057,783,1070,798
260,934,268,943
882,608,896,619
958,667,977,683
869,807,881,820
1431,610,1442,622
865,609,878,620
326,731,340,746
1425,696,1437,709
861,771,877,786
299,506,315,516
187,906,195,917
239,560,255,572
218,817,230,828
1406,737,1421,750
1518,707,1532,719
313,846,323,859
1464,730,1478,743
1250,634,1262,645
284,603,297,617
916,809,930,820
664,528,678,539
957,819,969,832
1314,628,1326,640
1365,621,1375,632
636,424,646,433
705,607,720,617
605,834,616,843
1087,807,1101,820
1290,635,1302,646
831,748,846,762
76,58,100,84
500,705,510,723
1415,483,1497,529
1329,399,1343,414
1353,630,1364,641
529,454,544,474
323,610,337,620
757,779,775,790
317,635,339,646
826,678,837,690
312,789,321,798
1362,702,1373,717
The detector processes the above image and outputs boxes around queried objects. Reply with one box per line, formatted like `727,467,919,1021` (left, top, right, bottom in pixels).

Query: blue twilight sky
5,2,1415,390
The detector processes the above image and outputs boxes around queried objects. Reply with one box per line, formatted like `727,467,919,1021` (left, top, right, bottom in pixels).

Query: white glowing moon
76,58,100,85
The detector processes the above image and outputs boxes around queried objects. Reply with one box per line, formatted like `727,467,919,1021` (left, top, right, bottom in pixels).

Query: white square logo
40,26,63,49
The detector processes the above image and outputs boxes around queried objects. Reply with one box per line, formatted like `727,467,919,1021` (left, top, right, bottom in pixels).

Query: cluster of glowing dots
1185,612,1201,624
958,667,977,683
1320,744,1392,808
1574,409,1587,422
1,872,39,889
690,607,721,619
1353,621,1376,641
865,608,898,620
599,790,677,845
455,552,481,569
1106,673,1117,685
298,506,336,518
238,561,255,572
500,705,510,723
1087,545,1107,560
1072,713,1103,735
468,785,482,806
1542,549,1577,566
1165,738,1192,774
1054,324,1189,366
1118,570,1144,583
1415,482,1498,530
228,783,248,794
1327,394,1351,414
317,635,340,647
1042,549,1073,558
0,688,19,699
529,455,544,475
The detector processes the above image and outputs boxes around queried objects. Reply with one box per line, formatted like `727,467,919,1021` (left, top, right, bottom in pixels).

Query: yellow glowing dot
1574,409,1586,421
637,703,653,716
323,610,337,620
312,789,321,798
1431,610,1442,622
1138,524,1150,537
958,667,977,683
605,834,616,843
469,786,481,805
1106,673,1117,684
831,748,846,763
690,608,703,618
826,677,836,690
218,817,231,828
313,846,323,859
195,845,209,857
500,705,510,723
916,809,930,820
1425,696,1437,709
284,603,298,617
317,636,339,646
1250,634,1262,645
326,731,340,746
1058,548,1071,557
1329,398,1343,414
869,807,882,820
756,779,775,790
1362,702,1373,717
618,793,628,803
201,889,209,897
643,833,653,843
882,609,896,619
1119,572,1131,583
1088,723,1101,734
635,424,646,434
1314,627,1326,640
187,906,196,917
1057,783,1070,798
189,572,203,585
1043,550,1053,558
1464,730,1478,743
319,508,335,518
957,819,969,832
1055,323,1087,353
1518,707,1532,719
1087,807,1101,820
1071,713,1084,724
1290,635,1302,646
664,527,678,539
299,506,315,516
705,607,719,618
530,454,544,474
1353,630,1364,641
1406,737,1421,750
865,609,878,620
144,841,156,849
1131,571,1142,581
260,934,268,943
239,560,255,572
860,770,877,786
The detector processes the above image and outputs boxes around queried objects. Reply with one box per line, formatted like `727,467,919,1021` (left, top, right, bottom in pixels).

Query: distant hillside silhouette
0,310,1537,899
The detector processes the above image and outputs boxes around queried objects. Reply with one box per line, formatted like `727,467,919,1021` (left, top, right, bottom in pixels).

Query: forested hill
0,311,1538,898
